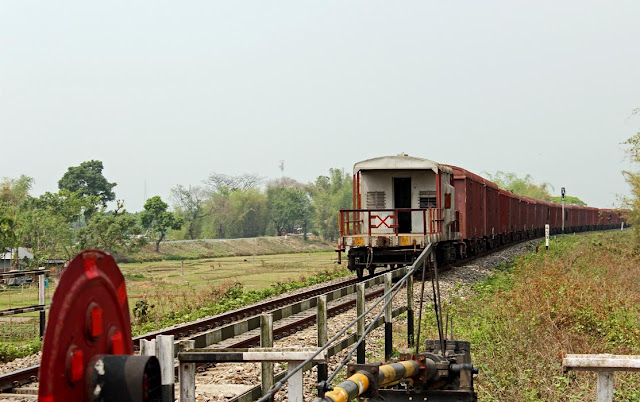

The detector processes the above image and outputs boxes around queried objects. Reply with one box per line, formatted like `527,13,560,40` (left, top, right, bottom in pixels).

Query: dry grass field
416,231,640,401
119,251,341,321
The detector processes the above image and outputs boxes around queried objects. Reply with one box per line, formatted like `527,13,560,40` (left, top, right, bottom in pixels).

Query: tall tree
308,169,353,241
623,127,640,246
170,185,211,240
0,175,34,267
141,196,183,252
266,181,312,237
229,189,268,238
58,160,116,206
20,190,98,263
205,173,262,195
201,173,264,239
0,216,16,253
0,175,34,206
78,201,146,254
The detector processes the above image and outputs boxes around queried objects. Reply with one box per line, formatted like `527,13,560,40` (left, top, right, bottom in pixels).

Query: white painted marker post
545,224,550,251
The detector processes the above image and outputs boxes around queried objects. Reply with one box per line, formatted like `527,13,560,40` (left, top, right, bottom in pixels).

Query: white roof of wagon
354,155,452,174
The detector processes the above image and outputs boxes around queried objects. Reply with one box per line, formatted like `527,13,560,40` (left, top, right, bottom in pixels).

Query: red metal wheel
38,250,133,402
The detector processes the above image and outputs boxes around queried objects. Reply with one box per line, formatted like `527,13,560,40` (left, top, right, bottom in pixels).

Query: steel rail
0,273,367,393
0,235,540,394
0,366,39,393
132,276,362,347
221,288,386,349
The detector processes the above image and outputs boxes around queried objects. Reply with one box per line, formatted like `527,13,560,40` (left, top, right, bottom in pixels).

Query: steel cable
255,244,433,402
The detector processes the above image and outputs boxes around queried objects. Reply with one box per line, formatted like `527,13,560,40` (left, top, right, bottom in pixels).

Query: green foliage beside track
131,265,350,336
418,232,640,401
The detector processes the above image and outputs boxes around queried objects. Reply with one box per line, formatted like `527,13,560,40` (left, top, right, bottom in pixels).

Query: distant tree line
485,171,587,206
4,154,614,267
0,160,183,267
170,168,352,242
0,161,353,268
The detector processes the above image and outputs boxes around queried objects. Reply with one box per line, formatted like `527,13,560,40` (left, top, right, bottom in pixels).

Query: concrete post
287,361,305,402
179,340,195,402
317,295,328,383
38,273,45,338
406,269,414,348
597,371,614,402
261,314,274,401
140,339,156,356
545,224,550,251
356,283,365,364
384,272,393,360
156,335,175,402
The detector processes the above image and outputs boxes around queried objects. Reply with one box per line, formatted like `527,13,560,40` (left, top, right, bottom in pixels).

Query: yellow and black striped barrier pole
316,361,419,402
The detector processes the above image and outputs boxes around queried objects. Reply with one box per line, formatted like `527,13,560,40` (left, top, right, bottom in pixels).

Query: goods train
337,154,625,278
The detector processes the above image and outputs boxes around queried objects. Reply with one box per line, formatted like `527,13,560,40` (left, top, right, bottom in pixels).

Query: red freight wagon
523,197,536,233
485,181,500,239
510,195,521,232
535,201,547,231
450,166,491,239
338,154,628,278
498,189,511,234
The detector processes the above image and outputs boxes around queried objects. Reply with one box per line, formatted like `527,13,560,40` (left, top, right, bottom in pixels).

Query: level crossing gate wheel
38,250,134,401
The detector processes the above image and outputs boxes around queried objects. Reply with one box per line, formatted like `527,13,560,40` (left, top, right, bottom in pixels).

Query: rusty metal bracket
347,363,380,398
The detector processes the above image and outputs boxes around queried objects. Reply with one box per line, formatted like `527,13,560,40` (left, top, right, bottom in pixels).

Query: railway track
0,237,541,397
0,270,388,395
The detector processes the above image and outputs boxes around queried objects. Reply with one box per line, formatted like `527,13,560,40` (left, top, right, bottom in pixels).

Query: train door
394,177,412,233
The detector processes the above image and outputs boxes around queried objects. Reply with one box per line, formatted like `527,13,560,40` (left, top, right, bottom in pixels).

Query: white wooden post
179,340,195,402
156,335,175,402
317,295,328,383
406,269,414,348
38,273,45,338
261,314,274,400
384,272,392,360
597,372,614,402
545,224,550,250
356,283,365,364
287,361,305,402
140,339,156,356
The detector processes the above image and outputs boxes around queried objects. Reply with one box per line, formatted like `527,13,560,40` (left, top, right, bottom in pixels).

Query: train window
444,193,452,209
366,191,386,209
419,191,437,208
547,207,550,220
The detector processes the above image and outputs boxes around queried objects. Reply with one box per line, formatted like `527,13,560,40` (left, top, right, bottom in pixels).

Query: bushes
0,340,41,363
420,232,640,400
131,266,348,336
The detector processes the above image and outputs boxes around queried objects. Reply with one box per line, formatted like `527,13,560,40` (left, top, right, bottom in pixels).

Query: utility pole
561,187,566,234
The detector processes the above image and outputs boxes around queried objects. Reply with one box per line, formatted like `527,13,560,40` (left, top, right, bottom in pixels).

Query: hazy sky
2,1,639,210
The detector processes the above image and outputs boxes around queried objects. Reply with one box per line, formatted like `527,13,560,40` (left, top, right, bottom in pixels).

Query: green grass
416,232,640,401
131,263,350,335
0,340,41,363
119,251,341,316
118,235,334,263
0,249,347,354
